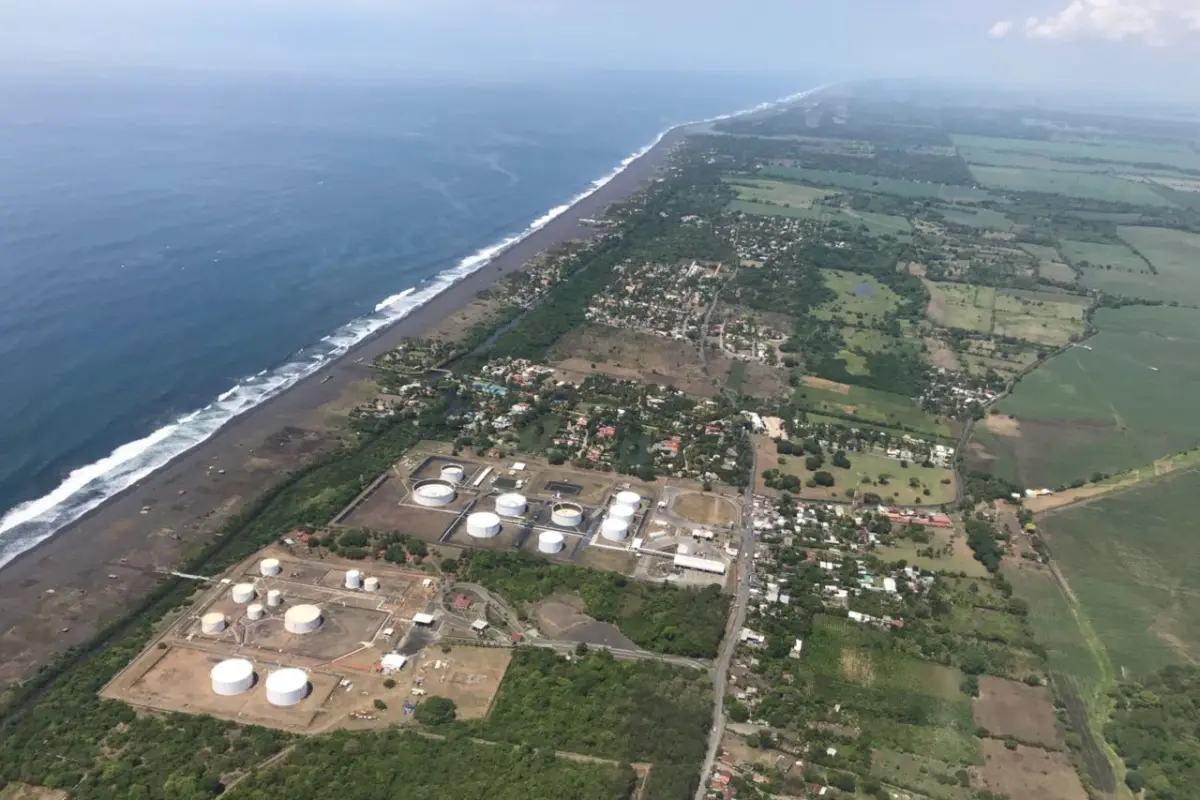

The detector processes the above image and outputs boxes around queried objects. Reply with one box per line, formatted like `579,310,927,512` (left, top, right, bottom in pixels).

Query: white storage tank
615,490,641,507
267,589,283,607
246,603,264,621
364,576,380,593
440,464,466,485
601,516,630,541
551,502,584,528
466,511,501,539
345,570,362,590
538,531,565,554
259,558,281,577
211,658,255,696
495,492,527,517
608,502,637,522
200,612,227,635
231,583,256,604
413,480,456,508
265,668,309,707
284,604,323,634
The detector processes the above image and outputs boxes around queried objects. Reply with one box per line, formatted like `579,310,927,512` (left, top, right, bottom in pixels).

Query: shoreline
0,125,689,686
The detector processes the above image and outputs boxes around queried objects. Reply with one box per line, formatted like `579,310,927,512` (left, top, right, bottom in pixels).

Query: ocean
0,69,806,567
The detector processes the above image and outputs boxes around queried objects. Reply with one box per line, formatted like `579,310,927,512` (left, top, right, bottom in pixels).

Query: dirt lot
672,492,739,526
405,645,512,720
973,676,1061,748
924,335,962,371
550,325,719,397
801,375,851,394
0,785,67,800
984,413,1021,437
972,739,1087,800
533,596,638,649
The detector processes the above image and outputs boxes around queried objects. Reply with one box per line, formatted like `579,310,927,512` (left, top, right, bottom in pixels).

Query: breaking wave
0,83,829,570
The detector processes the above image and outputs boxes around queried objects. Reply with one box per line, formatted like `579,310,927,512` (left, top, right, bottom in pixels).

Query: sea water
0,69,812,567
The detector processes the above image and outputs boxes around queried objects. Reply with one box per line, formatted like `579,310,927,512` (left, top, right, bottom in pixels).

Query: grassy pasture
870,749,973,800
968,164,1176,207
1059,239,1147,272
773,445,956,505
1076,227,1200,304
729,198,912,237
951,133,1200,172
926,281,1088,346
813,270,902,324
1038,261,1077,283
723,177,837,208
1019,244,1060,262
875,529,990,577
973,305,1200,488
934,204,1015,230
1036,469,1200,678
793,379,951,438
760,165,991,202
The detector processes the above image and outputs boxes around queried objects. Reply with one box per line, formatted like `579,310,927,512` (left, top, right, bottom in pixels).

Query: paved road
530,638,711,671
694,450,757,799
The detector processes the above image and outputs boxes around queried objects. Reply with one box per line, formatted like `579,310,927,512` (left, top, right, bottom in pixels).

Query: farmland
793,377,952,438
760,165,992,202
812,270,903,324
970,305,1200,488
968,164,1176,206
723,177,837,208
763,438,956,505
933,204,1015,230
951,133,1200,173
925,281,1089,346
1059,240,1147,273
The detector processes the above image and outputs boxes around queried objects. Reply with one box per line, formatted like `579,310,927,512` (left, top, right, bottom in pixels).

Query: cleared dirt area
801,375,851,394
924,336,962,371
550,325,719,397
0,785,67,800
671,492,739,526
408,645,512,720
972,739,1087,800
533,596,638,649
973,676,1061,748
840,650,876,685
984,413,1021,437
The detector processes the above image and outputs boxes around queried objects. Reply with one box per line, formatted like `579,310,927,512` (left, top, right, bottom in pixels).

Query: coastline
0,125,689,686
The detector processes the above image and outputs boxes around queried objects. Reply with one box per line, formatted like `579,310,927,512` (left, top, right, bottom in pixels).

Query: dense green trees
964,517,1006,573
1107,665,1200,799
414,696,457,726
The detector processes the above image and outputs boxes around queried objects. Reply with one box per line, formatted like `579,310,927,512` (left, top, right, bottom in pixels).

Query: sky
0,0,1197,100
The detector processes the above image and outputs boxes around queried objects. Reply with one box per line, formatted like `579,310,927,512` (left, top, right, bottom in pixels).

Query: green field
971,305,1200,487
723,177,838,208
775,447,956,505
813,270,903,324
1107,226,1200,303
968,164,1175,206
794,379,951,438
926,281,1088,346
760,165,991,202
951,133,1200,172
875,529,990,577
870,749,973,800
1060,239,1147,272
1038,261,1077,283
730,198,912,237
1019,243,1060,263
1036,470,1200,678
934,204,1015,230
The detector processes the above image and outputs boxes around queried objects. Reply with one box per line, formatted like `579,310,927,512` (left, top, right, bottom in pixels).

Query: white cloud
989,19,1015,37
1020,0,1200,44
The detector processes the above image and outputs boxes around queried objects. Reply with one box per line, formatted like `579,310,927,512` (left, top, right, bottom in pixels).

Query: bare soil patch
672,493,739,526
802,375,851,394
923,279,950,326
550,326,719,397
840,650,875,686
972,739,1087,800
973,676,1060,747
0,785,68,800
924,336,962,371
984,413,1021,437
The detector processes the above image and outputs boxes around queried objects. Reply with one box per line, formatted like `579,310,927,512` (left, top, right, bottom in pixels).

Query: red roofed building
597,425,616,438
454,595,471,610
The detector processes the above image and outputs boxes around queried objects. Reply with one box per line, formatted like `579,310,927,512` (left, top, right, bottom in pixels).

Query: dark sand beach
0,127,689,687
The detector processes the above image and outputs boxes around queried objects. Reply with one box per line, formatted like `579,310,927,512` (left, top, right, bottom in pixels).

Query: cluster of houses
920,366,1005,419
584,259,726,341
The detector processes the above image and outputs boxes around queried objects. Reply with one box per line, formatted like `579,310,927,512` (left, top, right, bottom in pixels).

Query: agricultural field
1059,239,1147,273
760,165,991,202
874,528,990,577
812,270,902,324
925,282,1088,346
793,376,952,438
968,164,1175,207
958,338,1042,379
1106,225,1200,303
1035,469,1200,679
970,305,1200,488
762,438,956,505
951,133,1200,172
933,204,1015,231
723,177,838,208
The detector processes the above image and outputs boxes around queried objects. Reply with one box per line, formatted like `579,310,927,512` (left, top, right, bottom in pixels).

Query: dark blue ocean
0,69,807,566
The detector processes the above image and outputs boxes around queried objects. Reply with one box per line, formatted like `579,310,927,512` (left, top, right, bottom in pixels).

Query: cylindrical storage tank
284,604,323,634
608,502,637,522
345,570,362,590
364,576,380,593
231,583,256,604
495,492,527,517
551,502,584,528
260,558,281,577
246,603,264,621
211,658,255,696
615,490,641,507
440,464,465,485
538,531,565,554
601,516,630,542
201,612,227,635
265,668,309,707
267,589,283,607
413,480,456,508
466,511,501,539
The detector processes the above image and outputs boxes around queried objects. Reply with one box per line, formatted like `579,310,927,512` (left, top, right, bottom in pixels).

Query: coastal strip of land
0,127,688,688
